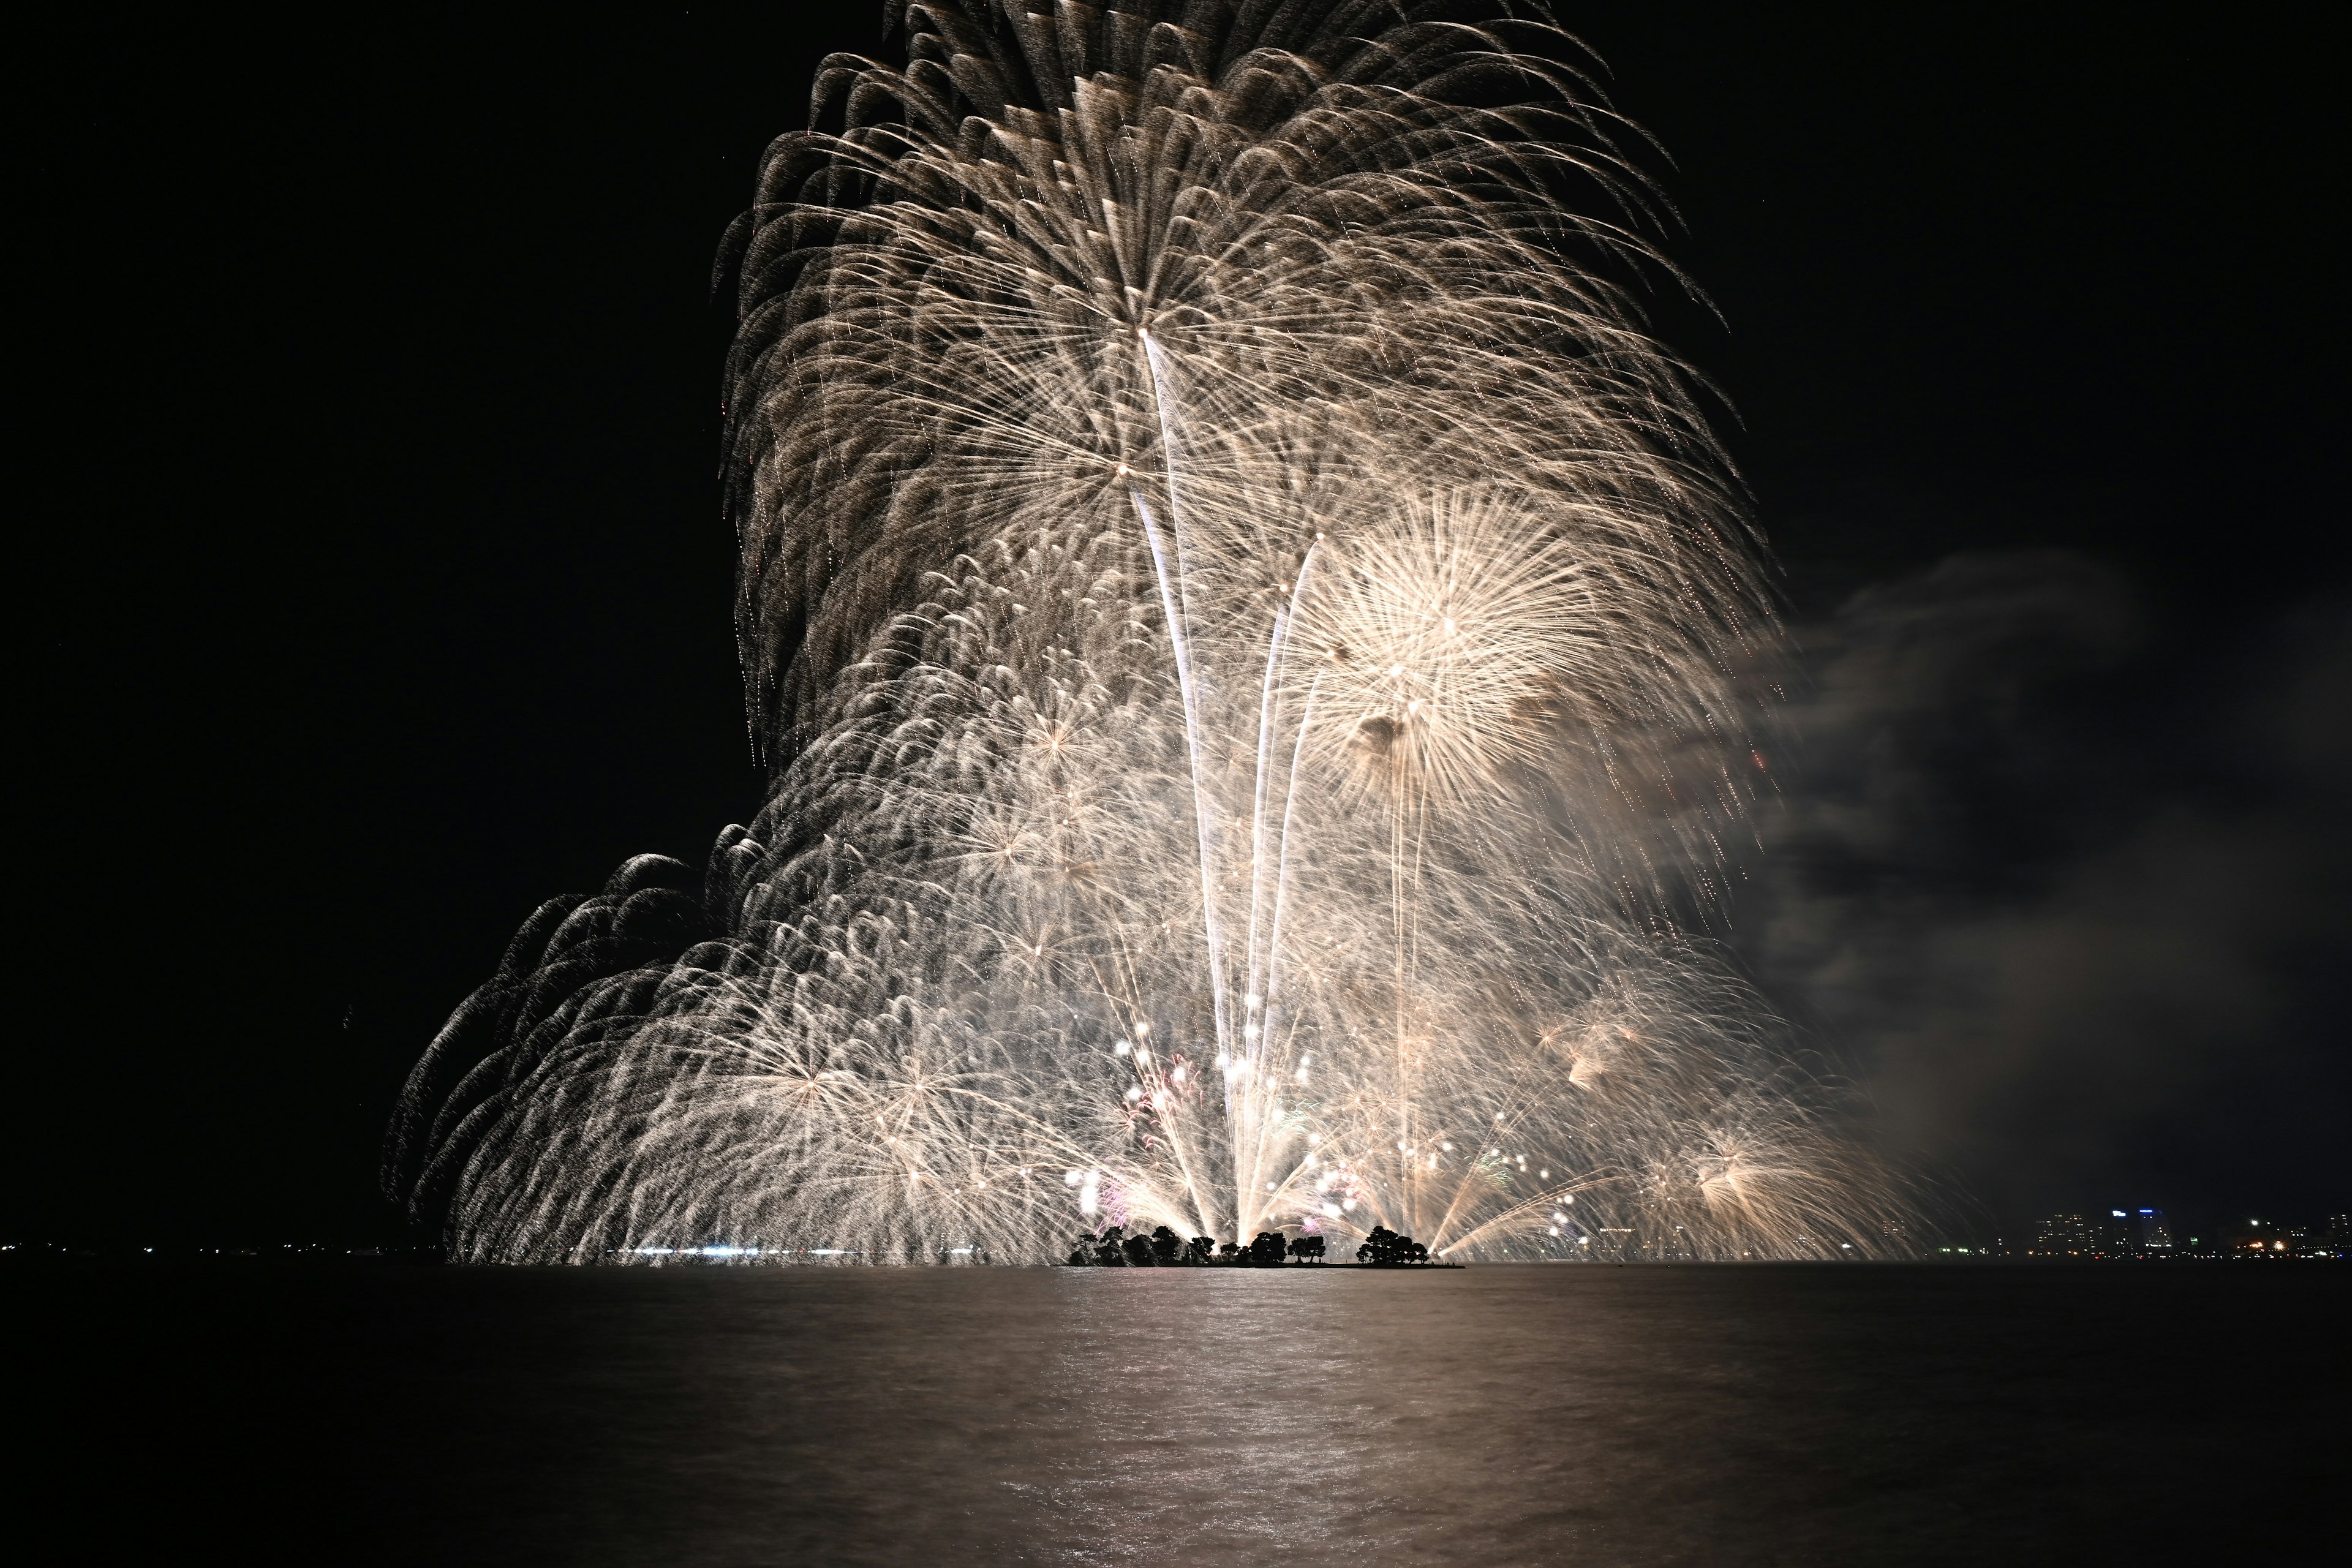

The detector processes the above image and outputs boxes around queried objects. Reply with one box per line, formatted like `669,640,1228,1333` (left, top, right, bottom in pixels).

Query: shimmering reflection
72,1262,2348,1566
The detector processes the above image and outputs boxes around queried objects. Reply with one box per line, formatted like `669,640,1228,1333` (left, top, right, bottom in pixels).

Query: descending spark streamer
387,0,1917,1263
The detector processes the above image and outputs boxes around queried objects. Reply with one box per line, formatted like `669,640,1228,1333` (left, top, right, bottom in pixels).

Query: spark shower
388,0,1916,1263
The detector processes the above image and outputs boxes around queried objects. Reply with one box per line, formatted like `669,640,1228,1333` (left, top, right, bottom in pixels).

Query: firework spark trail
386,1,1918,1263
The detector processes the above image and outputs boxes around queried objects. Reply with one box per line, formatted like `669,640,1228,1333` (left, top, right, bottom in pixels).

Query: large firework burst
388,1,1917,1263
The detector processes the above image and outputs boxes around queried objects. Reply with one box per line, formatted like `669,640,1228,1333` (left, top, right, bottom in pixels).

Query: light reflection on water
61,1262,2348,1565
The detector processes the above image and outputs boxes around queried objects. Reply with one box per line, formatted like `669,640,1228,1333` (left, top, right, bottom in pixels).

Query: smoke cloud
1736,550,2350,1227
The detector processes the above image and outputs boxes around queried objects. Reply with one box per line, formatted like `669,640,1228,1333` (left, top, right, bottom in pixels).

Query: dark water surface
31,1262,2343,1564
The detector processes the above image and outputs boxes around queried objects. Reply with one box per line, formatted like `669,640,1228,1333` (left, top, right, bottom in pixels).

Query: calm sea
29,1262,2343,1564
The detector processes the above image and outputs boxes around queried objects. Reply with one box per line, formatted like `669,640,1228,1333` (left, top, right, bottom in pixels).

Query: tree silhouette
1186,1235,1215,1264
1247,1231,1287,1265
1288,1234,1326,1263
1150,1225,1182,1264
1355,1226,1430,1265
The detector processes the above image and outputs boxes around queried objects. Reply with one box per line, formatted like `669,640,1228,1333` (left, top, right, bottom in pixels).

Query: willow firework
388,0,1917,1263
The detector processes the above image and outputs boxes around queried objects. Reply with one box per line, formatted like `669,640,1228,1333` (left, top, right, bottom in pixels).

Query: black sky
17,4,2344,1244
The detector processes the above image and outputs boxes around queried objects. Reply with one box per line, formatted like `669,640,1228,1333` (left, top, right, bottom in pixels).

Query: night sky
18,4,2343,1245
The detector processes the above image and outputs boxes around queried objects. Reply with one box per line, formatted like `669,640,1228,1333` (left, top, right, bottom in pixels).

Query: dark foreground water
26,1262,2345,1564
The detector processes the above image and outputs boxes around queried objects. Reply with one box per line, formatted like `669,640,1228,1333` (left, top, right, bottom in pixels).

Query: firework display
388,0,1915,1262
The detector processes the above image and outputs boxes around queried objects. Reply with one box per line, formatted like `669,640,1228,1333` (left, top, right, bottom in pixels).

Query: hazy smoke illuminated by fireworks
388,0,1917,1262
